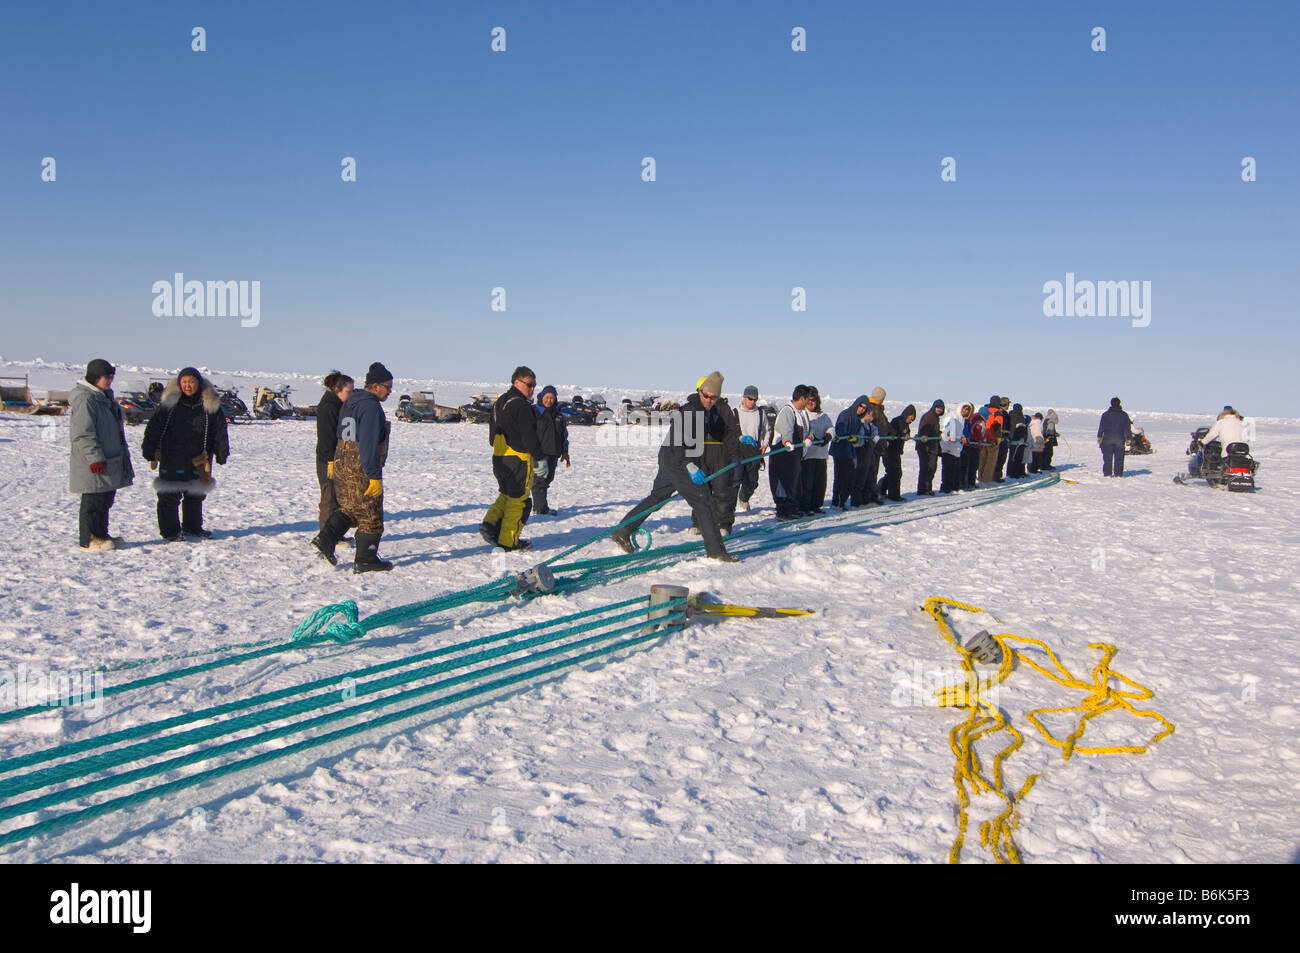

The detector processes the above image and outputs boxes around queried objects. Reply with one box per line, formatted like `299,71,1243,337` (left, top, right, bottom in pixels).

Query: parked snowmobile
559,395,601,426
458,393,496,424
117,390,158,425
396,391,459,422
1174,427,1258,492
1127,427,1154,455
252,385,297,420
618,396,660,425
217,387,250,423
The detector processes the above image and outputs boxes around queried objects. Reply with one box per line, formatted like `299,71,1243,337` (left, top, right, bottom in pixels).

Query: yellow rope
922,596,1175,864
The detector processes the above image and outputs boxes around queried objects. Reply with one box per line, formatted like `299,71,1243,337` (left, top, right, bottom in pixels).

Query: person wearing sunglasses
689,375,744,536
480,366,545,551
611,371,739,562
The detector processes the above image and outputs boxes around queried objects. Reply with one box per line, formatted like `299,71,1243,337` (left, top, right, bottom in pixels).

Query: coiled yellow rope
922,596,1175,864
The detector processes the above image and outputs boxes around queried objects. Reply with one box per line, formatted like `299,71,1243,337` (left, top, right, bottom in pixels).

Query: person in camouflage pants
312,362,394,572
333,439,385,534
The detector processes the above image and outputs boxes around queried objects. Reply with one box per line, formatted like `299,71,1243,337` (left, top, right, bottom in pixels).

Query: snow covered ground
1,357,1297,863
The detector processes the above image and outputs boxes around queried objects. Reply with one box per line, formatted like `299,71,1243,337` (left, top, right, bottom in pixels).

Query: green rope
0,596,658,784
0,473,1058,849
0,578,520,725
0,614,685,848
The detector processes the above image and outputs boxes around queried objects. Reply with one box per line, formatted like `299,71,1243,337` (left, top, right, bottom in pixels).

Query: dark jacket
885,405,916,459
1098,407,1133,445
658,392,711,474
868,401,890,445
703,395,743,463
338,388,390,479
141,377,230,472
316,388,343,464
830,395,872,461
1005,404,1026,435
535,388,569,457
490,385,543,458
917,403,943,458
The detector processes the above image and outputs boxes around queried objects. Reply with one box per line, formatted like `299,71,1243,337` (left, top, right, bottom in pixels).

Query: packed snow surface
1,359,1297,862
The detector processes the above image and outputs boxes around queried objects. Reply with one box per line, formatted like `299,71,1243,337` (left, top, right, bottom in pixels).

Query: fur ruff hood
160,377,222,415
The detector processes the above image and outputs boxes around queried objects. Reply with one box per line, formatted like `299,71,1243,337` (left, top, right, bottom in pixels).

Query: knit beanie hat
1110,397,1122,409
85,358,115,383
698,371,723,395
743,385,759,399
178,366,202,384
366,362,394,386
870,387,886,403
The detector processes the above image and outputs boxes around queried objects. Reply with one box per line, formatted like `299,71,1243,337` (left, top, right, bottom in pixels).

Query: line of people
65,357,1069,565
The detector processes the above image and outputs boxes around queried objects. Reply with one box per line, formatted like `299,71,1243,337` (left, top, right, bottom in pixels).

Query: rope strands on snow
921,596,1175,864
0,596,657,783
0,597,687,848
0,470,1059,724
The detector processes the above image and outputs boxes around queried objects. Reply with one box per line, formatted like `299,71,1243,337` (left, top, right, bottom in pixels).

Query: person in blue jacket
1097,396,1133,477
532,385,569,516
830,395,871,508
312,362,394,572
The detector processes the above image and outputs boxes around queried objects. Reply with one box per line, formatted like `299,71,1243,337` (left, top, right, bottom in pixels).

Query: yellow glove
327,461,334,480
364,478,383,498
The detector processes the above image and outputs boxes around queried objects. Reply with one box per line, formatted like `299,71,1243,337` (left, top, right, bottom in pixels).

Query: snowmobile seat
1225,442,1250,456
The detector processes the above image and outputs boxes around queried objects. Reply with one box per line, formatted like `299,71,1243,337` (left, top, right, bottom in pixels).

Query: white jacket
1202,414,1246,448
735,404,770,446
804,412,833,460
940,409,966,457
1028,417,1045,451
773,402,810,445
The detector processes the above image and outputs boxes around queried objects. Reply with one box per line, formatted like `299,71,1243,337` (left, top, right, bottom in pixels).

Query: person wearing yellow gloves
480,366,544,551
312,362,394,572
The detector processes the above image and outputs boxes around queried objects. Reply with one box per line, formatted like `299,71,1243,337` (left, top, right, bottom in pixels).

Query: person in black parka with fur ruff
141,367,230,540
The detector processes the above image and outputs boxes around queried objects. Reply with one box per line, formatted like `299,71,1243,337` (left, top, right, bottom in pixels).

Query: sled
0,375,47,414
396,391,460,423
34,388,70,416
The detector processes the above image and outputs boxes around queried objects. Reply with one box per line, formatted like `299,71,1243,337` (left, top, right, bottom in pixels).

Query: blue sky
2,1,1296,413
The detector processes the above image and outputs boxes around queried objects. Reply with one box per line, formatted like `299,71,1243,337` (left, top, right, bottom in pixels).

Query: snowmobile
559,396,600,426
396,391,459,423
217,387,250,423
569,393,612,425
1127,427,1154,455
458,393,496,424
252,385,297,420
1174,427,1258,492
617,396,661,425
116,391,158,425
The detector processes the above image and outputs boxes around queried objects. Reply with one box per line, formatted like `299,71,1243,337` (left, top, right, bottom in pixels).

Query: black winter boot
311,511,352,566
353,532,393,573
610,527,636,554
